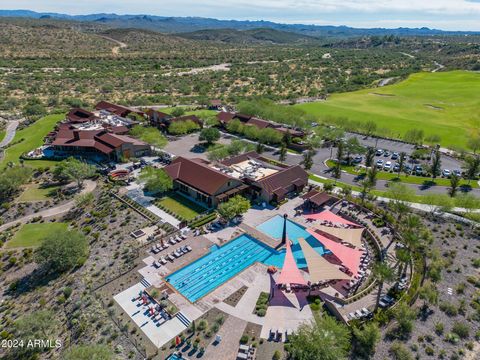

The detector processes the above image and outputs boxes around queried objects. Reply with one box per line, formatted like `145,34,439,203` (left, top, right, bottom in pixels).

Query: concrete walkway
0,180,97,231
0,120,19,148
205,315,247,360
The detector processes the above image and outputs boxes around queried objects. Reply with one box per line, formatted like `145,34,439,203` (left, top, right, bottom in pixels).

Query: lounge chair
177,248,185,255
151,246,159,254
160,257,167,265
355,309,363,318
361,308,369,316
348,312,356,319
175,235,183,242
163,243,170,248
180,233,187,240
286,284,291,292
169,237,177,245
186,245,192,252
152,260,160,268
269,328,276,340
166,254,174,262
236,352,248,360
277,328,284,342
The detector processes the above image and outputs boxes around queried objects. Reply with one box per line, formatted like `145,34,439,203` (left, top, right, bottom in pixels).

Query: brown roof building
163,157,247,208
67,108,98,124
95,101,145,118
50,128,150,161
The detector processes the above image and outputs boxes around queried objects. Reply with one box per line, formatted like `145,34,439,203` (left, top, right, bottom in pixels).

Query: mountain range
1,9,479,38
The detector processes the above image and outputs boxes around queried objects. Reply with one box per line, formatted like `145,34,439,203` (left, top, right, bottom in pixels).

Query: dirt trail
99,35,128,56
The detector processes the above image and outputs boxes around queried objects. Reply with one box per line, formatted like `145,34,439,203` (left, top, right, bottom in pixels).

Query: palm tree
373,262,395,312
397,152,406,178
365,147,375,168
449,173,460,197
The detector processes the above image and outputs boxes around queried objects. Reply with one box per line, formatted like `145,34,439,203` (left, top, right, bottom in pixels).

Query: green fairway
16,183,60,202
0,113,64,169
6,222,68,248
296,71,480,150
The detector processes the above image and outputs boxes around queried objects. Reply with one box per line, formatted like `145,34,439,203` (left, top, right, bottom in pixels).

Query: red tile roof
67,108,97,123
217,112,235,123
163,157,238,196
256,165,308,196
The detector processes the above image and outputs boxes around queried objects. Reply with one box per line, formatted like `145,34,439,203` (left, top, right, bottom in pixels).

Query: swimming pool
256,214,329,268
166,234,284,302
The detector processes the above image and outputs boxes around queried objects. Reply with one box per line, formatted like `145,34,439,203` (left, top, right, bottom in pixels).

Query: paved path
0,180,97,232
205,315,247,360
0,120,19,148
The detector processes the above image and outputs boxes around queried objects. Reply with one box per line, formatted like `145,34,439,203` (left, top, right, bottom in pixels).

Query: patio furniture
277,328,284,342
160,257,167,265
239,344,250,352
361,308,370,316
169,238,177,245
151,246,159,254
186,245,192,252
173,251,180,258
348,312,357,319
236,352,248,360
355,309,363,318
166,254,174,261
269,328,276,340
152,260,160,268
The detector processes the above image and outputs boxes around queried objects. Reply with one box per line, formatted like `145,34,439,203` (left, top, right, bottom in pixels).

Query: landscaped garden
5,222,68,248
155,192,206,221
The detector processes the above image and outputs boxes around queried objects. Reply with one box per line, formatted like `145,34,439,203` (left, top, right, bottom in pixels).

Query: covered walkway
304,210,360,227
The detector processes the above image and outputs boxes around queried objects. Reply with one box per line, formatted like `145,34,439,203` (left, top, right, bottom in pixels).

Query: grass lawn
156,192,206,220
16,183,60,202
0,130,5,143
296,71,480,150
0,113,64,169
5,222,68,248
325,160,477,188
161,107,217,118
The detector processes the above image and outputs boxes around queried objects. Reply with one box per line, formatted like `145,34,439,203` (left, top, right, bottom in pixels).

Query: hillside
1,10,480,38
178,28,321,44
295,71,480,149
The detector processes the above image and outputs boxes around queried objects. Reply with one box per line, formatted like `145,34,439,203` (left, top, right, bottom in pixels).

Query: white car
383,161,392,171
442,169,451,177
376,159,384,168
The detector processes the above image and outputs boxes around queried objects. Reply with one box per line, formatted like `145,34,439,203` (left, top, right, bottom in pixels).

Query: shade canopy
312,225,364,248
297,237,351,282
307,229,363,276
304,210,360,227
276,239,307,286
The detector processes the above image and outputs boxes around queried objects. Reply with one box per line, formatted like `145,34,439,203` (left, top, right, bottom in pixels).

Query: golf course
296,71,480,150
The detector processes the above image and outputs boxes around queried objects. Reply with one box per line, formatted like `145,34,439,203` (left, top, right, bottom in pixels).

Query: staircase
140,277,151,288
176,311,191,327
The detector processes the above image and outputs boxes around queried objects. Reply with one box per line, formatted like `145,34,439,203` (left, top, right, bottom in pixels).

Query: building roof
67,108,97,123
51,128,147,155
217,111,235,124
256,165,308,196
246,117,271,129
302,190,333,207
276,239,307,286
297,237,351,282
220,151,261,166
146,109,170,119
163,157,238,196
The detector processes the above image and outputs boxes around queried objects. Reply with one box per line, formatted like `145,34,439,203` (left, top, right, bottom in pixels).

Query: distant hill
178,28,321,44
1,10,479,38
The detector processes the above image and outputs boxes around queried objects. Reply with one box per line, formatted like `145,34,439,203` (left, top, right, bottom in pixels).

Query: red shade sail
305,210,360,227
307,228,363,276
276,239,307,286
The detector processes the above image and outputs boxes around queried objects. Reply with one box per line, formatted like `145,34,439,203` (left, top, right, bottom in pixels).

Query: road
0,180,97,232
0,120,19,148
99,35,127,56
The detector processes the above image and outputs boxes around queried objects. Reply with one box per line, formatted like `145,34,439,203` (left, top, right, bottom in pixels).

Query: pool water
257,214,329,268
166,234,284,302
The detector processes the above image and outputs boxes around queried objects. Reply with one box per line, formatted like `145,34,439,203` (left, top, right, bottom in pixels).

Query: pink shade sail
304,210,360,227
277,239,307,286
307,228,363,276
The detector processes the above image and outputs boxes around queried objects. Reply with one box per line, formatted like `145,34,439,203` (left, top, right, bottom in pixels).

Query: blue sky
1,0,480,30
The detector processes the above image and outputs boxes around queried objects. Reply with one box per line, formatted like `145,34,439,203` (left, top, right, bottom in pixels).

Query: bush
439,302,458,316
452,322,469,339
63,287,73,299
389,341,414,360
197,319,208,331
240,335,249,344
273,350,282,360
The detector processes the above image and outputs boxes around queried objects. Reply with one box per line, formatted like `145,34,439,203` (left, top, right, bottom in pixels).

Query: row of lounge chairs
150,234,187,254
236,344,255,360
153,246,193,268
348,307,371,320
268,328,293,343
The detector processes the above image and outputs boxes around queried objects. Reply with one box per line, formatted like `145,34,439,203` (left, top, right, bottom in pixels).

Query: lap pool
166,216,328,303
165,234,284,302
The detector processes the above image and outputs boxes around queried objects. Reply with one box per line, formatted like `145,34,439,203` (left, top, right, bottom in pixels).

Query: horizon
0,0,480,31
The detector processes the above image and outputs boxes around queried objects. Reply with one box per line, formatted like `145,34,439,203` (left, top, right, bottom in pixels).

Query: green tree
449,173,460,197
467,135,480,154
397,152,406,177
419,281,438,310
464,155,480,184
385,183,414,220
0,166,32,201
365,147,375,168
364,120,377,137
333,141,344,180
54,157,96,188
139,167,173,194
63,344,112,360
394,302,417,336
129,125,167,148
389,341,413,360
352,322,381,358
373,262,395,311
279,142,287,162
366,166,378,187
199,127,220,145
344,137,364,165
217,195,250,221
168,120,200,135
171,107,185,117
430,148,441,180
35,229,88,273
301,149,316,170
403,129,424,145
288,317,351,360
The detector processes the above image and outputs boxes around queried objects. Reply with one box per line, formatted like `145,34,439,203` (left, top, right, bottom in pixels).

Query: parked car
442,169,451,177
391,152,399,160
393,163,400,172
414,165,423,175
384,161,392,171
453,169,462,177
376,159,384,168
353,156,363,164
376,149,384,156
383,151,391,157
